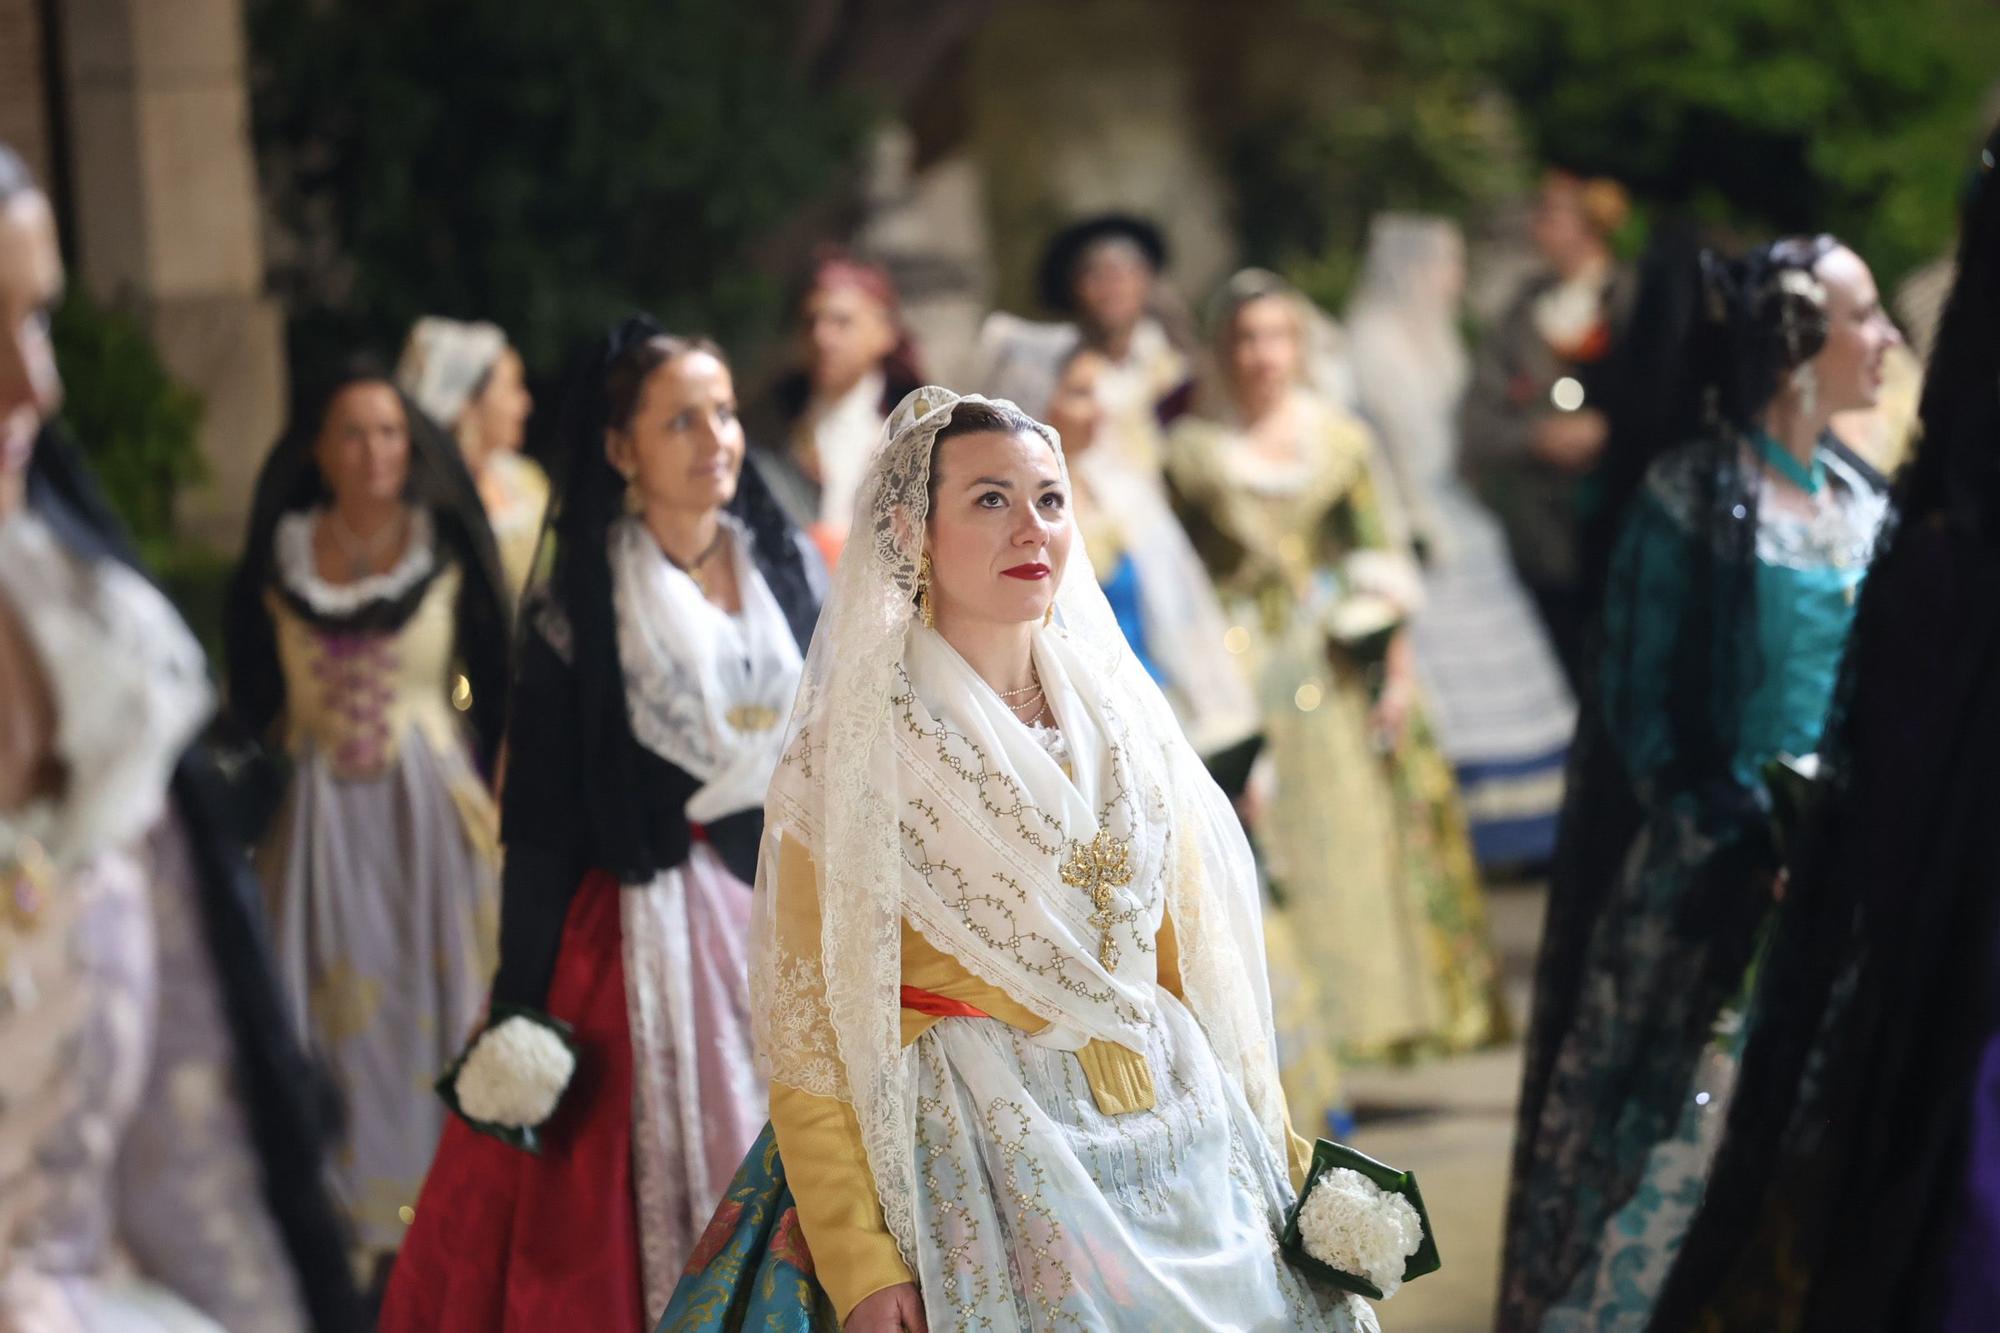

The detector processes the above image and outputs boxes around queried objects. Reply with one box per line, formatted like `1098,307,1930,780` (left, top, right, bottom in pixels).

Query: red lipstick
1001,562,1050,581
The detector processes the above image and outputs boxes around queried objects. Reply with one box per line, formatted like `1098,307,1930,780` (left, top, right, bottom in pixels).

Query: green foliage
49,290,205,564
248,1,877,374
1226,4,1526,311
1473,0,2000,286
1233,0,1997,305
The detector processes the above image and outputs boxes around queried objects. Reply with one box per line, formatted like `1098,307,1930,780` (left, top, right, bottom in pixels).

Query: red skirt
379,870,645,1333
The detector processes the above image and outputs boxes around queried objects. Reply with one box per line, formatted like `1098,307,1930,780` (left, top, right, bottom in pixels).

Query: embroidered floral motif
682,1200,744,1277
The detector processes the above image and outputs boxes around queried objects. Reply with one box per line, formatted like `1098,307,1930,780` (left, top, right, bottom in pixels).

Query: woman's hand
1370,679,1414,752
1533,408,1608,471
1368,630,1418,751
845,1283,928,1333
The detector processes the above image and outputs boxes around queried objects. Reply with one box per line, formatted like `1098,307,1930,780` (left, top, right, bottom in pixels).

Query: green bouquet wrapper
434,1003,582,1155
1280,1139,1442,1301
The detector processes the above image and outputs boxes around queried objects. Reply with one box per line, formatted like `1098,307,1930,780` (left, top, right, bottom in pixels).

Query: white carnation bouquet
1280,1140,1440,1301
435,1005,581,1153
1295,1168,1425,1297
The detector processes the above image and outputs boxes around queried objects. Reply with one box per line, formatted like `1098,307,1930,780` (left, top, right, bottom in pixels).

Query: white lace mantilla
273,507,438,616
0,513,211,871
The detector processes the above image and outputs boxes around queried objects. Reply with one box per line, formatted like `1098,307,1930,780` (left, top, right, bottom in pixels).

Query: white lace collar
274,507,438,616
0,512,212,870
608,514,804,824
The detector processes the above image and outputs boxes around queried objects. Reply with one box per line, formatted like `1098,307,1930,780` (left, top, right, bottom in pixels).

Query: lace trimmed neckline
275,507,438,616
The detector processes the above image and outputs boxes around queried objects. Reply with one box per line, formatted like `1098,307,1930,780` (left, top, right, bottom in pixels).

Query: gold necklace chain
663,527,728,596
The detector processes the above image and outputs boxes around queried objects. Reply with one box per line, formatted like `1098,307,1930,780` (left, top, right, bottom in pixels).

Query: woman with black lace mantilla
223,357,511,1285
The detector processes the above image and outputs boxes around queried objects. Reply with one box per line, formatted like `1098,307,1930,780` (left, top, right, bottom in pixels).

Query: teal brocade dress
654,1125,835,1332
1526,441,1885,1331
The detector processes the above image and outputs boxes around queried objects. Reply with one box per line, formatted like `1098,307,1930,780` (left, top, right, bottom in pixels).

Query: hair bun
1747,247,1833,369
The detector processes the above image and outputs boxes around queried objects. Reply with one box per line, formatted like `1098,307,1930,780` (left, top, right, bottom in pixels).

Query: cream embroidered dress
1168,390,1503,1061
254,510,500,1265
752,387,1379,1331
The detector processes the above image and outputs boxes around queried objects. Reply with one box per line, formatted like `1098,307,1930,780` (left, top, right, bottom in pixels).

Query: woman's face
926,428,1074,630
1530,176,1595,271
314,381,411,511
803,283,897,396
1227,295,1302,403
464,346,532,461
1073,241,1152,338
1430,234,1468,308
1044,350,1106,458
1806,246,1902,415
0,189,63,490
608,349,743,515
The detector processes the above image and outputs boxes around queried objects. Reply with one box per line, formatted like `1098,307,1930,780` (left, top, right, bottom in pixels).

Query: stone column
854,123,994,386
56,0,283,547
0,0,54,184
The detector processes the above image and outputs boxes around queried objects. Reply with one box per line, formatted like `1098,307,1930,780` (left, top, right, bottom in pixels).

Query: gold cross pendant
1059,829,1136,970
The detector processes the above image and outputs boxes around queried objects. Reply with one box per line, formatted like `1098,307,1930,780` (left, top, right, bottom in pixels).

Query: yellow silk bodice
765,832,1311,1318
268,567,470,780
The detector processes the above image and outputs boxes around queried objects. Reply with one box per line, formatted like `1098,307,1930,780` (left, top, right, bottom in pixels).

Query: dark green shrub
50,289,206,567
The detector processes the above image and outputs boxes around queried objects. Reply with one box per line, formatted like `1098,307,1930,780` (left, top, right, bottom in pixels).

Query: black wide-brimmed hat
1035,212,1169,314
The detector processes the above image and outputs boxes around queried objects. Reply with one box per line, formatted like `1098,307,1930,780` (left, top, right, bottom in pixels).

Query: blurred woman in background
1500,234,1900,1330
224,362,510,1285
1042,341,1260,765
757,247,922,563
1655,129,2000,1333
1168,269,1503,1065
1347,214,1575,872
397,317,544,603
0,141,358,1333
976,213,1196,483
1461,170,1637,683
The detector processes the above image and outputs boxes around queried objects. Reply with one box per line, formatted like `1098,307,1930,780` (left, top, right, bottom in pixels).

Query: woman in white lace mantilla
748,387,1380,1331
396,317,546,606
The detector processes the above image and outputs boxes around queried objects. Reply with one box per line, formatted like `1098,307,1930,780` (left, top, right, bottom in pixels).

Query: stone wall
0,0,52,182
52,0,281,547
0,0,53,182
860,0,1391,391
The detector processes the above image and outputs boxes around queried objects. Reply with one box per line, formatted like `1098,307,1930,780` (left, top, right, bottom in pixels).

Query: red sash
899,985,990,1020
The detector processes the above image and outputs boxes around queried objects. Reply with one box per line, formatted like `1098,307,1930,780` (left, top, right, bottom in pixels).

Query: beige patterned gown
1168,396,1505,1062
256,523,499,1272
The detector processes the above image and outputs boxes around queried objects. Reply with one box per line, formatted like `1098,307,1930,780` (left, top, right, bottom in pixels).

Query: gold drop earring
1043,604,1054,628
917,553,936,629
